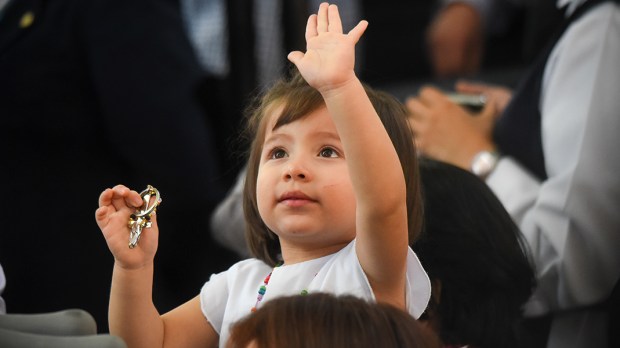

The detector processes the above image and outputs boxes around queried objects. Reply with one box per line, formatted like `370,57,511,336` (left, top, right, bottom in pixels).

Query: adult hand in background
455,80,513,115
406,86,497,170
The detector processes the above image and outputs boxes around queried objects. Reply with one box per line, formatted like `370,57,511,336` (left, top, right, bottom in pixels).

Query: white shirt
487,1,620,345
200,240,431,347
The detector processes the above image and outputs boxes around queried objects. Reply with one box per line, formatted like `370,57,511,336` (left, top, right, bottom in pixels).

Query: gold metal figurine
128,185,162,248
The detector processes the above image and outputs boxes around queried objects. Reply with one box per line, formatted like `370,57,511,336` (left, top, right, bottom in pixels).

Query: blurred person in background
407,0,620,346
0,0,237,331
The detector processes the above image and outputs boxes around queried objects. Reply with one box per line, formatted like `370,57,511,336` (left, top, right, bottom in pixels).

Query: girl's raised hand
288,2,367,94
95,185,159,270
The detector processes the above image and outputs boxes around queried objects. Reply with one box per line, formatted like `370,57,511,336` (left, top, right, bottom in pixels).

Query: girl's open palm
95,185,159,270
288,3,367,94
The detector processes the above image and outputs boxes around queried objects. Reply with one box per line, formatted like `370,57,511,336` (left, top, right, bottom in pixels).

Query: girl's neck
279,240,351,265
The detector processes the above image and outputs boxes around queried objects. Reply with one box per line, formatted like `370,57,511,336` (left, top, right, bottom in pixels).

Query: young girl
96,3,430,347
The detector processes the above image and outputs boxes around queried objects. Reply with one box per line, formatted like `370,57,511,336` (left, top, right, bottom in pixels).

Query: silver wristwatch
471,150,499,179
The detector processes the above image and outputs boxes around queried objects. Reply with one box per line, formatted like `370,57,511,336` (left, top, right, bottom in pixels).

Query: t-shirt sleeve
312,240,431,319
199,270,230,334
406,248,432,319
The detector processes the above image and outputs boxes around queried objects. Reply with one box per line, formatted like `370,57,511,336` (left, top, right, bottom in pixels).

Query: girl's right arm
288,4,408,309
96,185,218,348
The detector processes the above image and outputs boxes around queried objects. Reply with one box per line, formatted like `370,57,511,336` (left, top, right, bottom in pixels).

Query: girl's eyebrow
264,130,341,148
263,133,292,148
312,131,341,142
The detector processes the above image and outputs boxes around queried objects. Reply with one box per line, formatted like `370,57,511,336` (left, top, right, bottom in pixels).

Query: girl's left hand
95,185,160,270
288,3,367,94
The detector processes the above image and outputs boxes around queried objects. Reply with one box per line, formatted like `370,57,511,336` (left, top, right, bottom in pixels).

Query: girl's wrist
114,259,155,273
318,73,360,99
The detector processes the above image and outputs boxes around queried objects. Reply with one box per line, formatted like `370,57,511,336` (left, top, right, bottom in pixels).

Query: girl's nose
284,163,310,181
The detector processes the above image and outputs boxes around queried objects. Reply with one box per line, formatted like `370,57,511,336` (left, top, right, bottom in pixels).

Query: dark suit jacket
0,0,237,331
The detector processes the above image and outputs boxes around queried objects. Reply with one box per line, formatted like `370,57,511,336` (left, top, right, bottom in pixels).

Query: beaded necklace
251,263,309,312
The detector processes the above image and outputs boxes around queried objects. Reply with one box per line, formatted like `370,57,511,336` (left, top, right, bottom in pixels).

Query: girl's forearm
109,262,164,348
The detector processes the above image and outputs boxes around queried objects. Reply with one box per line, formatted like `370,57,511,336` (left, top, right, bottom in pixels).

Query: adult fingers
407,117,427,153
405,97,430,121
478,93,500,124
418,86,446,107
406,114,423,134
455,80,491,94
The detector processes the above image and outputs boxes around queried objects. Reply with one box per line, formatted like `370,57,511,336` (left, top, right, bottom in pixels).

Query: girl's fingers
95,206,110,225
98,188,113,208
316,3,329,33
287,51,304,65
128,190,144,208
111,185,130,211
347,20,368,44
327,4,343,33
107,185,143,211
305,14,318,40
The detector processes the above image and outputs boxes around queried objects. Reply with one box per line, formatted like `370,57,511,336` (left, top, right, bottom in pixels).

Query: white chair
0,309,126,348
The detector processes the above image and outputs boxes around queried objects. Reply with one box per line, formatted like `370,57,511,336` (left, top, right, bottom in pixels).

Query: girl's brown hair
227,292,442,348
242,70,422,266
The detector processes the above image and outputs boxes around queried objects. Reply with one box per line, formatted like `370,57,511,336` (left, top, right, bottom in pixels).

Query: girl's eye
270,148,288,159
319,147,339,158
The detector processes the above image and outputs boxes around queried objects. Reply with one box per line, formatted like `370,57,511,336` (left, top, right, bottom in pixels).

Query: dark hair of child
242,70,422,266
414,158,536,348
226,292,442,348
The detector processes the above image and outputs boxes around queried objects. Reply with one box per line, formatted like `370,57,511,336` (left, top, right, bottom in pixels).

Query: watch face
471,151,498,178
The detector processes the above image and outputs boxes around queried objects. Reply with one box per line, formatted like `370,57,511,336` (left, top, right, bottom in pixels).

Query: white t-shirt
200,239,431,347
